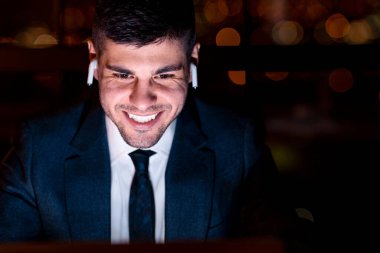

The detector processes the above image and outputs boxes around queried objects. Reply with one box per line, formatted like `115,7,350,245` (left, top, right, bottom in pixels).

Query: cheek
166,86,188,111
99,90,112,115
99,86,124,112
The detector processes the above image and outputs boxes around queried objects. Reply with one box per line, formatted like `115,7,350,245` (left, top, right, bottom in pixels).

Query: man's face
94,38,192,148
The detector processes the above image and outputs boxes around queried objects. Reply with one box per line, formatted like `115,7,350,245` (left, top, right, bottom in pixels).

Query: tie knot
129,149,156,173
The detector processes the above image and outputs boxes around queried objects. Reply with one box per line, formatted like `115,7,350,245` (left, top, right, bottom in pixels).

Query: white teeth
128,113,158,123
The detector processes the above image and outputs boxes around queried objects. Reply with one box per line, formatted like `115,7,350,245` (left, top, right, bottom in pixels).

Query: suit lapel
64,102,111,241
165,95,215,241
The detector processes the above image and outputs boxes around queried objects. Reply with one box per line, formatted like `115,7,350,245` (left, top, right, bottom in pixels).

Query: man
0,0,302,246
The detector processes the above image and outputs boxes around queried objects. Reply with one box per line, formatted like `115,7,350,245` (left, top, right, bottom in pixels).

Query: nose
129,80,157,111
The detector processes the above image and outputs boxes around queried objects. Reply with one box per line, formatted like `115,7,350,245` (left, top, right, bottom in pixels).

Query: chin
123,132,162,149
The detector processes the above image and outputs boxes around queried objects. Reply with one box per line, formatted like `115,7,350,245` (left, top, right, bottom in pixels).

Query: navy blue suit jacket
0,91,295,243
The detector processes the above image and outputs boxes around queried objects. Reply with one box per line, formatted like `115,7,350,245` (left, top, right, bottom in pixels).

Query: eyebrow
106,64,134,75
105,63,184,75
155,63,183,74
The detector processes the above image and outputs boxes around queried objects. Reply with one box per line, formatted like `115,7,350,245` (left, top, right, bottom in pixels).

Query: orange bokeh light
328,68,354,92
325,13,351,39
216,27,241,46
228,70,246,85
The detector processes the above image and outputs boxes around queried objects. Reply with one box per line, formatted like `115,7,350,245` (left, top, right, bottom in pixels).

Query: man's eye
113,73,133,79
156,74,174,79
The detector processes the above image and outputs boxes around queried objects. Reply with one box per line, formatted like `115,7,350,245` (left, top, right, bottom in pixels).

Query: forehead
100,38,187,60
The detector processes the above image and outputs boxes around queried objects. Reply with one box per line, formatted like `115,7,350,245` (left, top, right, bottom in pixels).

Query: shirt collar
106,115,176,160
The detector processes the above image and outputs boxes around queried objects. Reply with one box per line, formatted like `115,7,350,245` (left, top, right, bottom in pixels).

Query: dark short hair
92,0,196,60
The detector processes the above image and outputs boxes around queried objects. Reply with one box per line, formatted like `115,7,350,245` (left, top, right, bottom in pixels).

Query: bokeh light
366,13,380,39
328,68,354,93
301,0,329,24
272,20,304,45
15,26,57,48
218,0,243,17
216,27,241,46
228,70,246,85
270,143,300,173
204,0,227,24
33,34,58,47
253,0,287,23
325,13,351,40
265,71,289,81
345,19,374,44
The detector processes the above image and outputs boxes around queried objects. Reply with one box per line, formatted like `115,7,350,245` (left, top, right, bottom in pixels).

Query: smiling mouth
128,113,159,123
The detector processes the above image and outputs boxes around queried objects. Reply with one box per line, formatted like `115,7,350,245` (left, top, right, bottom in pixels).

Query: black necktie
129,149,156,243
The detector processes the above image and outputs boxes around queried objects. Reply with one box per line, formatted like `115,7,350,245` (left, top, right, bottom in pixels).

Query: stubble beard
104,103,175,148
117,123,167,148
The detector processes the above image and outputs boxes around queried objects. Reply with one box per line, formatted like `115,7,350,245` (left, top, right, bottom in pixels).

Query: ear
87,40,98,80
87,40,97,55
191,42,200,65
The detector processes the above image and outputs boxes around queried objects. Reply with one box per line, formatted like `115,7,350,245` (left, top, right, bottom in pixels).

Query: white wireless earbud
191,62,198,89
87,59,98,86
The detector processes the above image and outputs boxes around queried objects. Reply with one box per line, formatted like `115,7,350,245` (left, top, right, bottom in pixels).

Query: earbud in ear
191,62,198,89
87,59,98,86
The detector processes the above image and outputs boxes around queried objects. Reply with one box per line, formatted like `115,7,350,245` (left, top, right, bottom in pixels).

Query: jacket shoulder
194,98,264,139
23,102,86,141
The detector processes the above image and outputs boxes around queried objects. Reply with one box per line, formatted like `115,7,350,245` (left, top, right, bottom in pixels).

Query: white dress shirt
106,116,176,244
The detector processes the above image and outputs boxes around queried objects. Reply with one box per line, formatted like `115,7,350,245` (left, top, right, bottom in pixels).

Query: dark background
1,0,380,248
